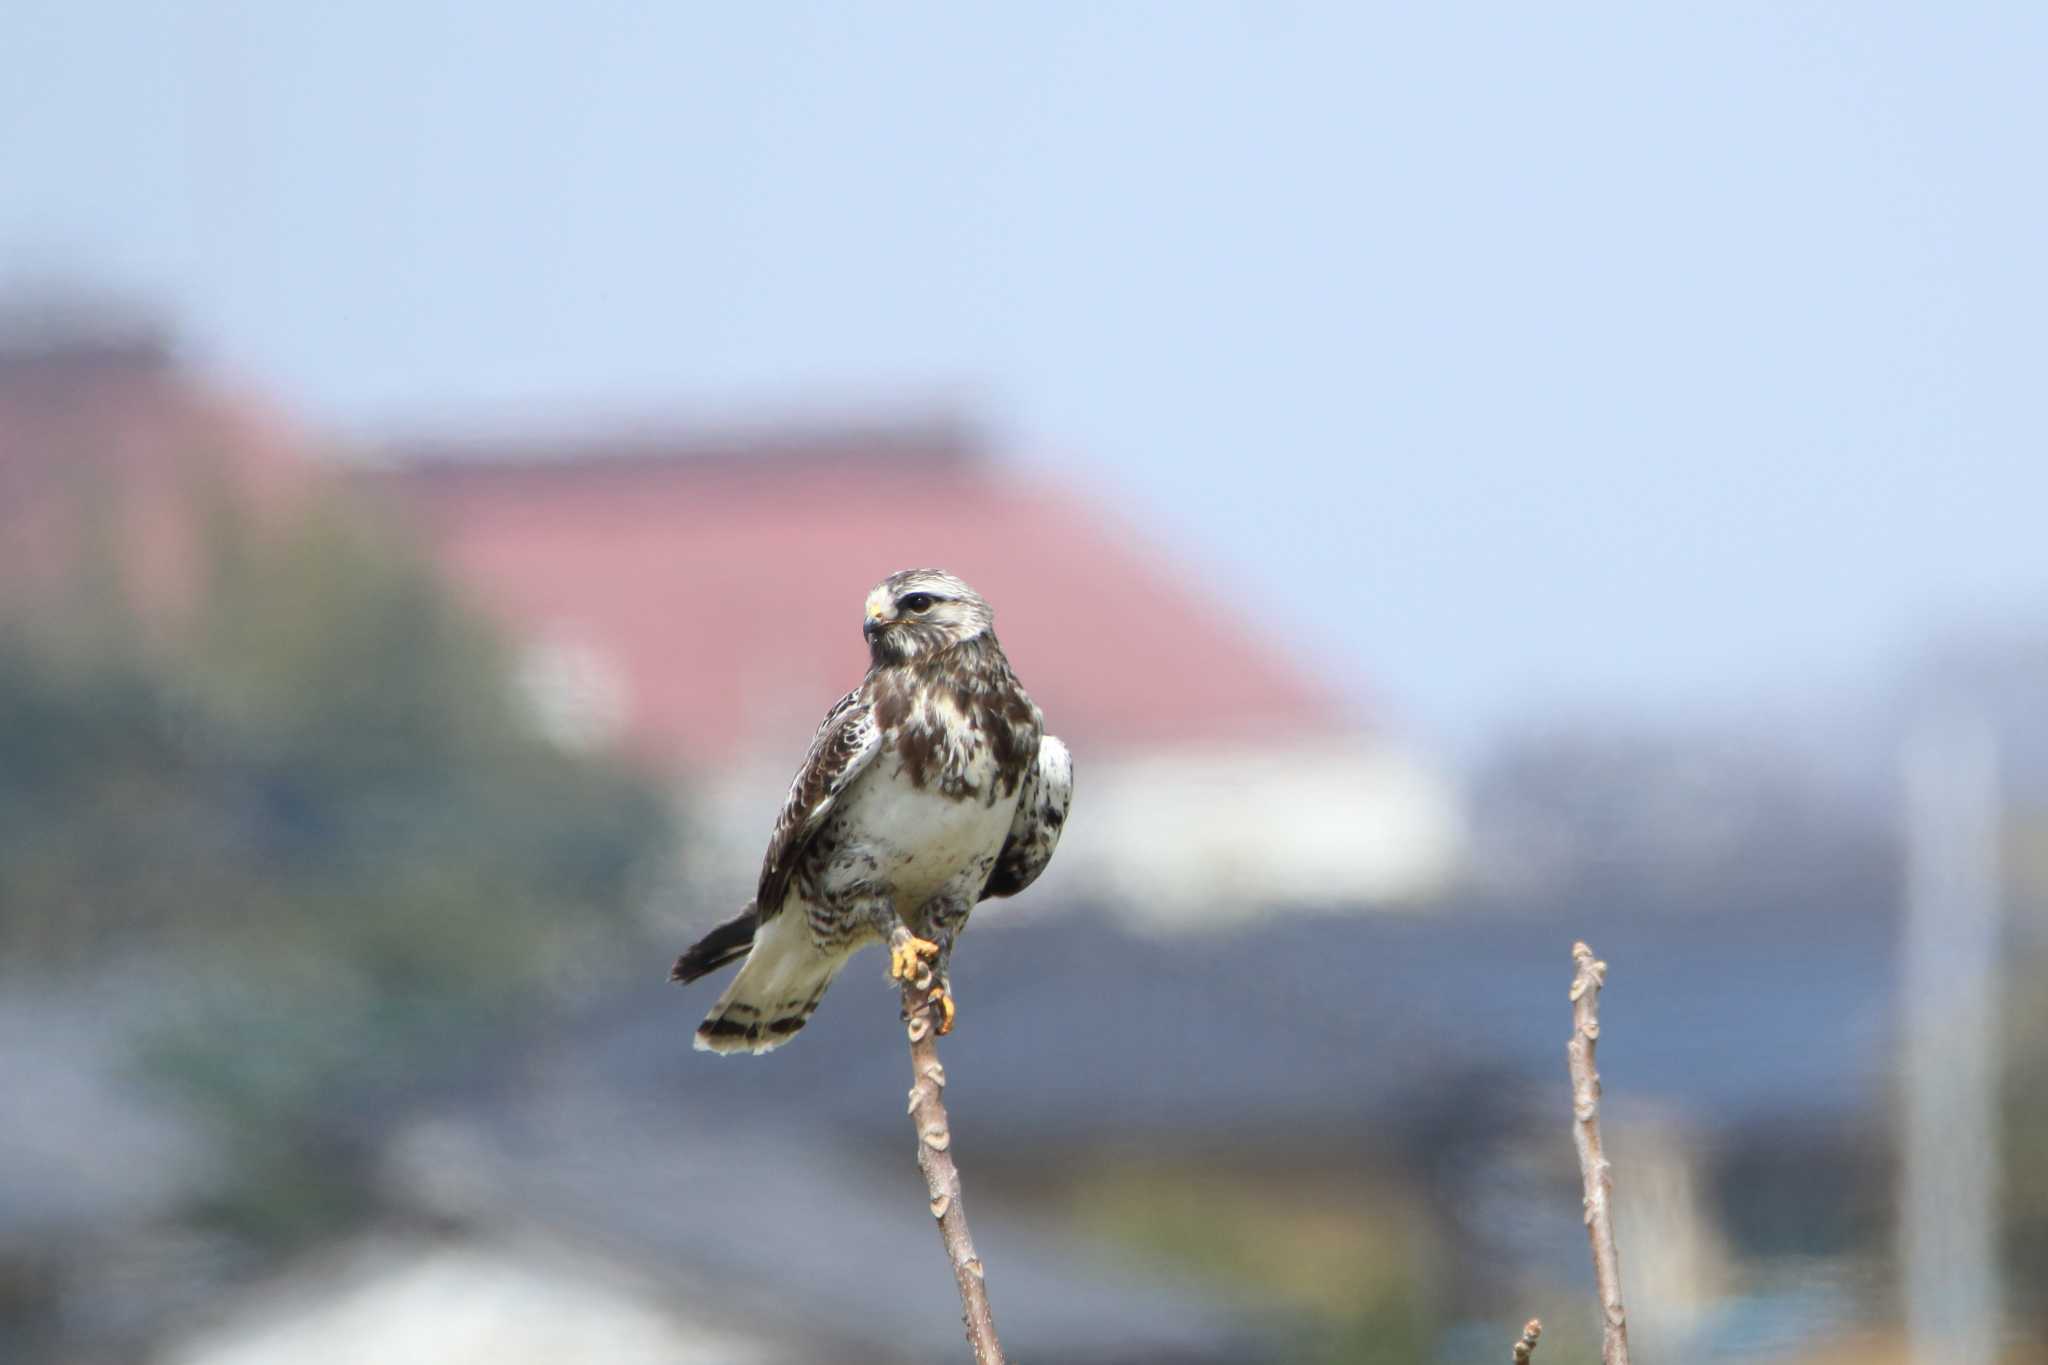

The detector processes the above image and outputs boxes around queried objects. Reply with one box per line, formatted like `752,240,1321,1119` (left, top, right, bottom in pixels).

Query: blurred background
2,4,2045,1362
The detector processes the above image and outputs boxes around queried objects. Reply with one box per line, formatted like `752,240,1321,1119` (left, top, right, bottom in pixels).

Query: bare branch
900,972,1005,1363
1511,1317,1543,1363
1567,941,1631,1365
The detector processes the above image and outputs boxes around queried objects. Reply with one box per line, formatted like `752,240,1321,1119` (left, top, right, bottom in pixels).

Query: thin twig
1567,941,1631,1365
1511,1317,1543,1363
900,967,1005,1363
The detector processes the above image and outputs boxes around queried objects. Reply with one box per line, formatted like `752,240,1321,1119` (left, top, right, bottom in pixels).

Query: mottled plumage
673,570,1072,1054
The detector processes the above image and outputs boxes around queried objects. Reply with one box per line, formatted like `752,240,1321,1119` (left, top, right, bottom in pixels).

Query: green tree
0,487,674,1248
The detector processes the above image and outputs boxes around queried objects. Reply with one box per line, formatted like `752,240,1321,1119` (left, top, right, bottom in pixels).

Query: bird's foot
900,981,957,1036
887,928,942,987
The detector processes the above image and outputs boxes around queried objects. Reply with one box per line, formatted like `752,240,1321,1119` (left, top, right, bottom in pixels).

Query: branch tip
1565,939,1631,1365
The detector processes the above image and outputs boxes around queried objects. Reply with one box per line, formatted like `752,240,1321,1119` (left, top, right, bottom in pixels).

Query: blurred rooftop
357,412,1362,771
0,303,320,622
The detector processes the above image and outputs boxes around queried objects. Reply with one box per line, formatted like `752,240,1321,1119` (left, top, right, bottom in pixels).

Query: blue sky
4,2,2043,747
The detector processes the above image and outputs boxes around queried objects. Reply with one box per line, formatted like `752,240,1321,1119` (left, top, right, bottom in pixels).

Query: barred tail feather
692,913,846,1055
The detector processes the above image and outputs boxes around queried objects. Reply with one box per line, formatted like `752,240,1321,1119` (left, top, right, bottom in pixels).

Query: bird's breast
841,757,1018,906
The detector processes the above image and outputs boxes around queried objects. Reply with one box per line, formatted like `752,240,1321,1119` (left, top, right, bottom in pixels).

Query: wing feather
754,690,882,922
980,735,1072,900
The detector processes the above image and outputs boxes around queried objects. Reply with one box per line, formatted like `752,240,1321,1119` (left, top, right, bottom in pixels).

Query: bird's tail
671,904,760,984
686,911,847,1055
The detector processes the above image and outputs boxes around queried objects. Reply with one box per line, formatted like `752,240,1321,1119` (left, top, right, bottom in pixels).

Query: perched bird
673,569,1072,1054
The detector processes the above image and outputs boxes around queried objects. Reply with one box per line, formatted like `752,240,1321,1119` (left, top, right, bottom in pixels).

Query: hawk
672,569,1073,1054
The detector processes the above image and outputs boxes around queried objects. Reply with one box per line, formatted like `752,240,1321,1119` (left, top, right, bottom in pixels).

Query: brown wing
754,690,882,922
981,735,1072,900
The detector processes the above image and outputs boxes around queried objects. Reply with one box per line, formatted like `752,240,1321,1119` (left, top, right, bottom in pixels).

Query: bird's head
863,569,993,664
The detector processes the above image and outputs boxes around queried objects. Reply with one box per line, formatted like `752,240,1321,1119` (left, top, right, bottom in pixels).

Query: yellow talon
889,933,940,982
929,986,956,1036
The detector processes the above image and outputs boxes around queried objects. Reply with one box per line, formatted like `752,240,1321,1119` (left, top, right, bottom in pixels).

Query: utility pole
1900,718,2004,1364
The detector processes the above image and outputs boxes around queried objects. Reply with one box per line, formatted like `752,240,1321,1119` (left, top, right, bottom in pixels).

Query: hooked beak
863,613,887,642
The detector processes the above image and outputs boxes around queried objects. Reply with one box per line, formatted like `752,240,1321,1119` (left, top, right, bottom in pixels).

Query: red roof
0,345,319,621
362,419,1358,770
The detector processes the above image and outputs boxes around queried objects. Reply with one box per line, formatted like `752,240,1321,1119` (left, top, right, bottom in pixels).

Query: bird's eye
901,593,937,614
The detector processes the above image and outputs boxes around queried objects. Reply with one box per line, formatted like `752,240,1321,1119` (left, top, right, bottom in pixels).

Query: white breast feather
839,756,1018,907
